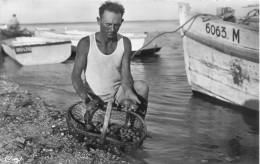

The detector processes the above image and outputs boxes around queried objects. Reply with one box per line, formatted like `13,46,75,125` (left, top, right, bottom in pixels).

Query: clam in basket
66,100,147,149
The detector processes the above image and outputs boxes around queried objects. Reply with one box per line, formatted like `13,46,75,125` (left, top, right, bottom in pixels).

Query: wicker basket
66,101,147,149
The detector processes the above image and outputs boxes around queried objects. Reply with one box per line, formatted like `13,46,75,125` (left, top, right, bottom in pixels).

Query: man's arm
71,36,92,103
121,37,141,104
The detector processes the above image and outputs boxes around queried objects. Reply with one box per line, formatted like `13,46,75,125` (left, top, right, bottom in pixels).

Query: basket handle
101,101,113,140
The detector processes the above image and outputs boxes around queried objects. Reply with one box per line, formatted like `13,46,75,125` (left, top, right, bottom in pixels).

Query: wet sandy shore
0,76,135,164
0,31,181,164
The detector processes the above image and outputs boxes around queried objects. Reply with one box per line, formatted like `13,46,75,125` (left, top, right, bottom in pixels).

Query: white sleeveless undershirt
85,33,124,97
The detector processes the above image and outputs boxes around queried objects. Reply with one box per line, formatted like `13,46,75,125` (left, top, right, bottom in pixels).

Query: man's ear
97,17,101,25
121,19,124,23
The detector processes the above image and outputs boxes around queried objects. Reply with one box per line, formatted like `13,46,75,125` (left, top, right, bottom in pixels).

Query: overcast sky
0,0,258,24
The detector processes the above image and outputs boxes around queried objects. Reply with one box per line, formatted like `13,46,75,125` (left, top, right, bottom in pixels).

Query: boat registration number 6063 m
205,23,240,44
15,46,32,54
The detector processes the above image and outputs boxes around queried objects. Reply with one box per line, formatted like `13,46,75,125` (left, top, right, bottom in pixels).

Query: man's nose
109,25,115,32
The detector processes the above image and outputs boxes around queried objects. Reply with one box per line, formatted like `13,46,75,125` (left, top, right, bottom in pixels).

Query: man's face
98,10,124,39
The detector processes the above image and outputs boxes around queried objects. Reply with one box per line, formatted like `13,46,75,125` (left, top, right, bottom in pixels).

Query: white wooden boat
178,2,259,110
1,37,71,65
34,28,86,52
34,28,161,55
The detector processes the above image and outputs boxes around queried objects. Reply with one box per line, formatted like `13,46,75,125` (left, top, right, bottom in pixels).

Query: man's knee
133,80,148,119
133,80,149,96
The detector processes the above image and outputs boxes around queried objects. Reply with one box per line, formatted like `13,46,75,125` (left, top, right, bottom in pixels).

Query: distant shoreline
17,19,178,26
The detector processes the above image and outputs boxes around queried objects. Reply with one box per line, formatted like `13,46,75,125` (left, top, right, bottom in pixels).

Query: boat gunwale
187,13,259,32
179,1,259,32
2,39,71,49
183,30,259,63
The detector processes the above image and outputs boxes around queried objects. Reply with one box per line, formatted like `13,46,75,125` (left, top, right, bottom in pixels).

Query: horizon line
2,19,178,26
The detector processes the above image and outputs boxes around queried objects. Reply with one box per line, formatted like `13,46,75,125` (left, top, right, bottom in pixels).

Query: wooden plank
189,57,259,97
186,38,259,80
189,69,259,110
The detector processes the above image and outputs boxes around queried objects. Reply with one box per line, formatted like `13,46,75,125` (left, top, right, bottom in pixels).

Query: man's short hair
99,1,125,17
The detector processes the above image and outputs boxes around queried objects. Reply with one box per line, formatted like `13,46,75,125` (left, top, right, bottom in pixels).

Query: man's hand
81,95,91,109
119,99,139,112
86,99,100,110
81,94,100,109
125,89,141,104
83,99,100,126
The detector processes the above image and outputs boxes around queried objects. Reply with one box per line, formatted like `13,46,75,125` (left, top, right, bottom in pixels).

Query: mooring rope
130,13,234,58
132,7,259,58
131,14,208,58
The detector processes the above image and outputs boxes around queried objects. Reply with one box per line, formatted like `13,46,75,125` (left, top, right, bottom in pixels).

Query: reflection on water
0,21,258,163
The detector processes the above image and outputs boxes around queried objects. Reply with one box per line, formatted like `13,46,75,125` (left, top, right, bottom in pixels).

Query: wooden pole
101,101,112,140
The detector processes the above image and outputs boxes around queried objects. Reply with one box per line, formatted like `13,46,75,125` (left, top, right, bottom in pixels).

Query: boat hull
178,3,259,110
35,29,161,55
1,37,71,65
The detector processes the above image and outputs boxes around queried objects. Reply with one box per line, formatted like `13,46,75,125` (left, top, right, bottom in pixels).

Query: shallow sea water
0,21,258,164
